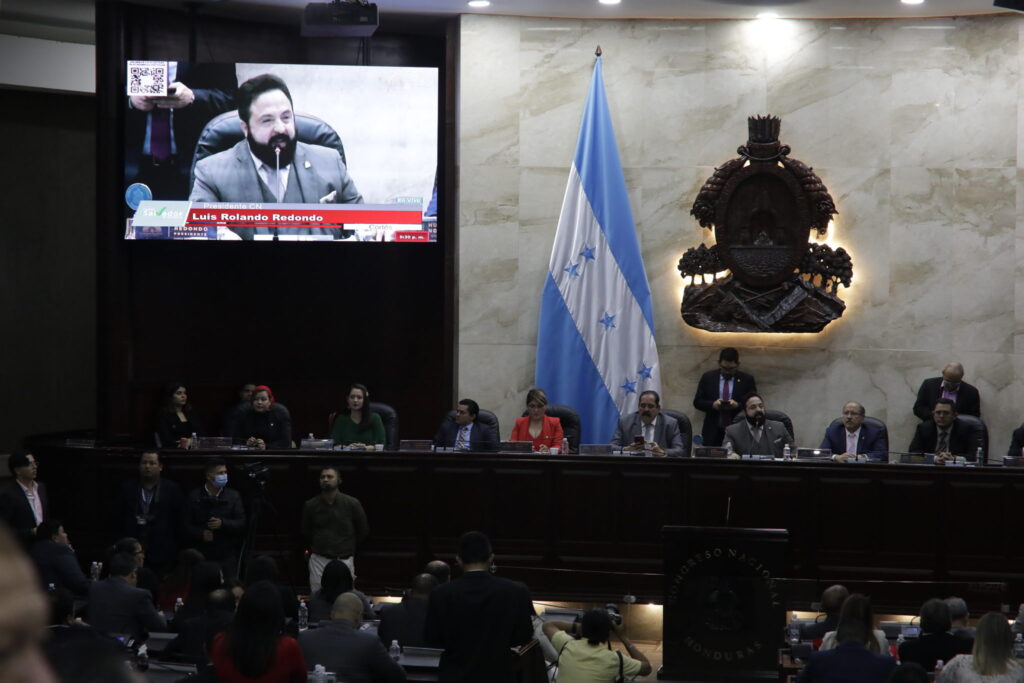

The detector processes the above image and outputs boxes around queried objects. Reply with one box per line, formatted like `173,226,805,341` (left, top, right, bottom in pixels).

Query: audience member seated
87,551,167,642
43,586,127,682
222,382,256,437
114,450,183,575
1008,424,1024,460
425,531,535,683
913,362,981,421
330,383,386,449
541,608,651,682
898,598,972,672
797,619,896,683
378,573,438,648
940,612,1022,682
109,536,159,606
819,594,889,654
308,559,374,623
299,592,407,683
164,587,236,664
211,581,307,683
433,398,499,451
908,399,975,462
30,519,90,598
424,559,451,584
610,390,687,457
158,548,205,612
171,560,224,632
803,584,849,640
889,663,930,683
155,382,203,449
183,458,246,581
0,451,49,548
722,394,794,458
946,596,976,643
245,555,298,634
510,388,565,453
231,384,293,449
820,402,889,462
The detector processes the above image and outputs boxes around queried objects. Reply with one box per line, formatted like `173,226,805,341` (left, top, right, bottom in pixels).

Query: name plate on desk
741,454,772,461
694,446,727,458
580,444,613,455
899,453,934,465
797,448,831,459
195,436,232,449
300,438,334,450
499,441,532,453
1005,456,1024,467
399,440,432,451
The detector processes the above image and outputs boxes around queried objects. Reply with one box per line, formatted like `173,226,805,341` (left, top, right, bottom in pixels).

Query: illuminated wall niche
678,115,849,333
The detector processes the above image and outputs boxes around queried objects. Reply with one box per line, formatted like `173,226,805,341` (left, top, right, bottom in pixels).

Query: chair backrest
827,416,890,446
732,409,795,442
445,408,500,439
956,414,988,463
661,409,693,458
190,110,347,189
520,404,581,453
369,402,399,451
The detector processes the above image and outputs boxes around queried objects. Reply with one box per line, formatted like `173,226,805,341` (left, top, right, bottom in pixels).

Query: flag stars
599,312,616,330
637,363,653,380
579,245,596,262
564,262,581,278
621,379,637,395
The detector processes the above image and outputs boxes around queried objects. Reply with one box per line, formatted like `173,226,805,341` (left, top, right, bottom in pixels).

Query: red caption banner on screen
186,204,423,228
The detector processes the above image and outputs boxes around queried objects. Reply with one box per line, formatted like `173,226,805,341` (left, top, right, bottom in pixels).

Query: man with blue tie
819,402,889,462
433,399,498,451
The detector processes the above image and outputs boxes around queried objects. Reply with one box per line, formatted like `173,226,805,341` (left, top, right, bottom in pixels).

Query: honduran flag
535,56,661,445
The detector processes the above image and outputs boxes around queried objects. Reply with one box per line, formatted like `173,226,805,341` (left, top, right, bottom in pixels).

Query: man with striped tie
433,399,498,452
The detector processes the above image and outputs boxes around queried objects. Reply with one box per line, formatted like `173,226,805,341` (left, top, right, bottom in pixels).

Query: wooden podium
658,526,788,681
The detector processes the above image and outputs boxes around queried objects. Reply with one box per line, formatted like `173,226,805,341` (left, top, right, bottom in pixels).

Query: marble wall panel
457,13,1024,459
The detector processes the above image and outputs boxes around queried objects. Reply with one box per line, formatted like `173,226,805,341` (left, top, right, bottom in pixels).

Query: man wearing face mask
722,393,794,458
184,458,246,580
189,73,363,239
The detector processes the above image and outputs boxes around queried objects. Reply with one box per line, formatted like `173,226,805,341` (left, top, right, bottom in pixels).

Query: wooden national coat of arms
679,116,850,333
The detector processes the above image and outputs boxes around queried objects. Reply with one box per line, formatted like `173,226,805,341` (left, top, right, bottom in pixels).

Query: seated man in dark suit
0,451,49,547
802,584,849,641
610,390,688,457
722,394,794,458
433,399,499,451
425,531,535,683
945,596,975,643
913,362,980,421
798,619,895,683
897,598,972,671
299,592,406,683
164,587,235,663
820,402,889,462
692,347,757,447
44,586,128,682
30,519,90,598
379,573,438,649
87,552,167,642
908,398,976,462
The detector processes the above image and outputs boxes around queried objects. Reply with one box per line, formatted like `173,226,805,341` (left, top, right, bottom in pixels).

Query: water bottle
313,664,327,683
1014,633,1024,658
976,446,983,464
298,600,309,630
389,640,401,662
934,660,944,677
190,432,198,450
725,441,734,458
787,614,800,646
561,437,569,455
783,444,792,460
90,561,102,581
174,597,184,614
136,644,149,672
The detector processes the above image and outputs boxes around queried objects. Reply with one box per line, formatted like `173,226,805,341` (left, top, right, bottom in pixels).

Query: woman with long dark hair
155,382,203,449
329,383,384,449
211,580,306,682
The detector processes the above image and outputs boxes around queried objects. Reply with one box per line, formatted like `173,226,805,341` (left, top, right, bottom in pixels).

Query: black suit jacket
897,632,972,672
908,419,977,459
1009,425,1024,459
298,619,406,683
0,481,48,547
31,539,90,597
425,571,534,683
797,641,896,683
87,576,167,641
692,370,757,447
432,420,499,451
913,377,981,420
378,595,430,648
114,478,183,571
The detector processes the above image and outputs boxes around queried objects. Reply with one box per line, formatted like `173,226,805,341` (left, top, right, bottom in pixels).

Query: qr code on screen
126,61,168,97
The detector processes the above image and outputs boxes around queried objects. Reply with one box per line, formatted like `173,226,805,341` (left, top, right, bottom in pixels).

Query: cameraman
541,608,651,682
183,458,245,581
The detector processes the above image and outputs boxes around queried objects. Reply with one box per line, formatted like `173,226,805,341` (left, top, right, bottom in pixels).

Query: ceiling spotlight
599,0,622,5
901,0,925,4
467,0,490,7
757,11,779,19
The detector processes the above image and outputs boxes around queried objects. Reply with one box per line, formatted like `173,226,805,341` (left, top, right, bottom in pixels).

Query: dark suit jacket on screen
0,481,49,547
908,419,976,459
722,420,793,458
88,576,167,641
425,571,534,683
913,377,981,421
819,423,889,461
797,641,895,683
692,370,757,447
432,420,499,451
610,413,688,457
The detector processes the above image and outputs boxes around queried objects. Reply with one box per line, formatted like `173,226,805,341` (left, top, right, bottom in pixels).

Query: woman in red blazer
510,388,564,453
